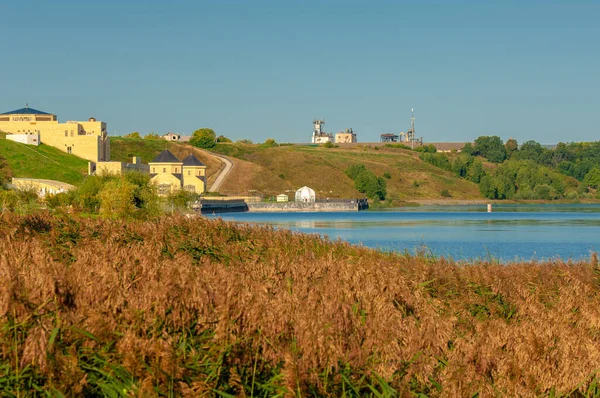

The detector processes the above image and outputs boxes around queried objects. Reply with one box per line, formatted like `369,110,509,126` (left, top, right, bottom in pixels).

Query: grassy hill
0,132,88,185
109,138,483,200
212,143,483,200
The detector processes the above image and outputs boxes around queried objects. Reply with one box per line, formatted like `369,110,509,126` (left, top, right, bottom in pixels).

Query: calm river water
209,204,600,262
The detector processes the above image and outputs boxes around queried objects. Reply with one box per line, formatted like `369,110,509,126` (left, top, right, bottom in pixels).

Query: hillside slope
108,139,483,200
0,134,88,185
213,143,483,200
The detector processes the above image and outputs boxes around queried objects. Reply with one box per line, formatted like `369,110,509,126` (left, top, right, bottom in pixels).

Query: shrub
440,189,451,197
383,172,391,179
98,179,137,219
261,138,277,148
345,164,387,200
190,128,217,149
144,133,161,140
385,143,411,150
322,141,334,148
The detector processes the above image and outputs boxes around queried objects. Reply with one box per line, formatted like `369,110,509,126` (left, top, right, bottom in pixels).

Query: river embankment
247,199,368,212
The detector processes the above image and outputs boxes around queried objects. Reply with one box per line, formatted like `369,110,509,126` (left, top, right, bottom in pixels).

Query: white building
5,132,40,146
162,132,180,141
295,186,316,202
311,119,333,144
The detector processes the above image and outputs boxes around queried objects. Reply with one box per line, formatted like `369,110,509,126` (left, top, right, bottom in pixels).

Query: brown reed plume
1,212,600,396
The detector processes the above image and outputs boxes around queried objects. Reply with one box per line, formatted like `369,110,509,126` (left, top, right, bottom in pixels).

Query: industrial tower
312,119,325,143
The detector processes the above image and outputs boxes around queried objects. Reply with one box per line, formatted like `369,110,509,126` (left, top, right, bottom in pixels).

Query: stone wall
247,200,366,212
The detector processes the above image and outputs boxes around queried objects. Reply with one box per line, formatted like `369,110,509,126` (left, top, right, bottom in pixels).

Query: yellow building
335,128,357,143
149,150,206,195
0,105,110,162
95,157,150,175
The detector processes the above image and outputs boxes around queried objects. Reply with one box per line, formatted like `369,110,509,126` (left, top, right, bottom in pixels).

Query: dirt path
208,152,234,192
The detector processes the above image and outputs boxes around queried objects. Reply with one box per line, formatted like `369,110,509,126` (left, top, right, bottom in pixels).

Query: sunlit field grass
1,212,600,396
0,139,88,185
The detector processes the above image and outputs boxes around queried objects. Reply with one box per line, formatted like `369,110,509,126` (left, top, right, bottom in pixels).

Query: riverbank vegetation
0,172,198,219
419,136,600,201
1,212,600,396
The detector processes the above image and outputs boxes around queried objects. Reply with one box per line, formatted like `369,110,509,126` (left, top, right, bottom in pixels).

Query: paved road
208,152,234,192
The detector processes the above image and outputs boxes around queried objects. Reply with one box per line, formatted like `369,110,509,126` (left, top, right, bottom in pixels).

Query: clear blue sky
2,0,599,143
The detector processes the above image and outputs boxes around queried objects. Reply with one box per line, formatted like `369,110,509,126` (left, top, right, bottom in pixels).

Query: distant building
276,194,289,202
6,131,40,146
0,105,109,162
149,150,207,195
162,132,180,141
295,186,316,202
425,142,469,153
335,128,357,143
380,133,399,142
11,178,75,197
311,119,333,144
95,156,150,175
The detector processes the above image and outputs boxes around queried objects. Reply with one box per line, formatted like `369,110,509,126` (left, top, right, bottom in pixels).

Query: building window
70,130,74,137
163,168,166,173
65,130,68,137
152,168,155,173
67,147,72,154
175,168,178,173
188,170,191,175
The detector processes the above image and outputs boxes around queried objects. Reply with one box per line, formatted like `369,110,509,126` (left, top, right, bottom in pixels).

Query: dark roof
1,107,52,115
150,149,181,163
182,154,205,167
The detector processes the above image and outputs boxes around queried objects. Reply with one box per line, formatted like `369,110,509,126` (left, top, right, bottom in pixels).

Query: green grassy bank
0,134,88,185
1,212,600,396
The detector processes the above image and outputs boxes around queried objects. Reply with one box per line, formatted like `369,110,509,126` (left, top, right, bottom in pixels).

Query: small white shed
276,194,289,202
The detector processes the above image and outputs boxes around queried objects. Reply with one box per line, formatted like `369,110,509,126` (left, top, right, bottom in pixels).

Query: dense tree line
418,135,600,200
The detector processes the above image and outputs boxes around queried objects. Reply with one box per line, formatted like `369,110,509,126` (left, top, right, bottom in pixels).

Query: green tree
190,128,217,149
473,136,507,163
262,138,277,148
345,164,387,200
461,142,474,156
216,135,232,143
345,164,368,180
466,159,485,183
513,140,546,164
584,167,600,189
125,132,141,138
99,178,137,219
505,138,518,158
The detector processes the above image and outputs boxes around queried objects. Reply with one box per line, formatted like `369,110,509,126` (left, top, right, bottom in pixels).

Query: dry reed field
1,212,600,397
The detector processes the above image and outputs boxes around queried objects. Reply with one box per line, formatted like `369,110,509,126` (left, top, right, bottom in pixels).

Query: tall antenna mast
409,108,416,149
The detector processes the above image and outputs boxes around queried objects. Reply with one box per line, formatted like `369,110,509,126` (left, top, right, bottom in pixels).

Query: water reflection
211,205,600,262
